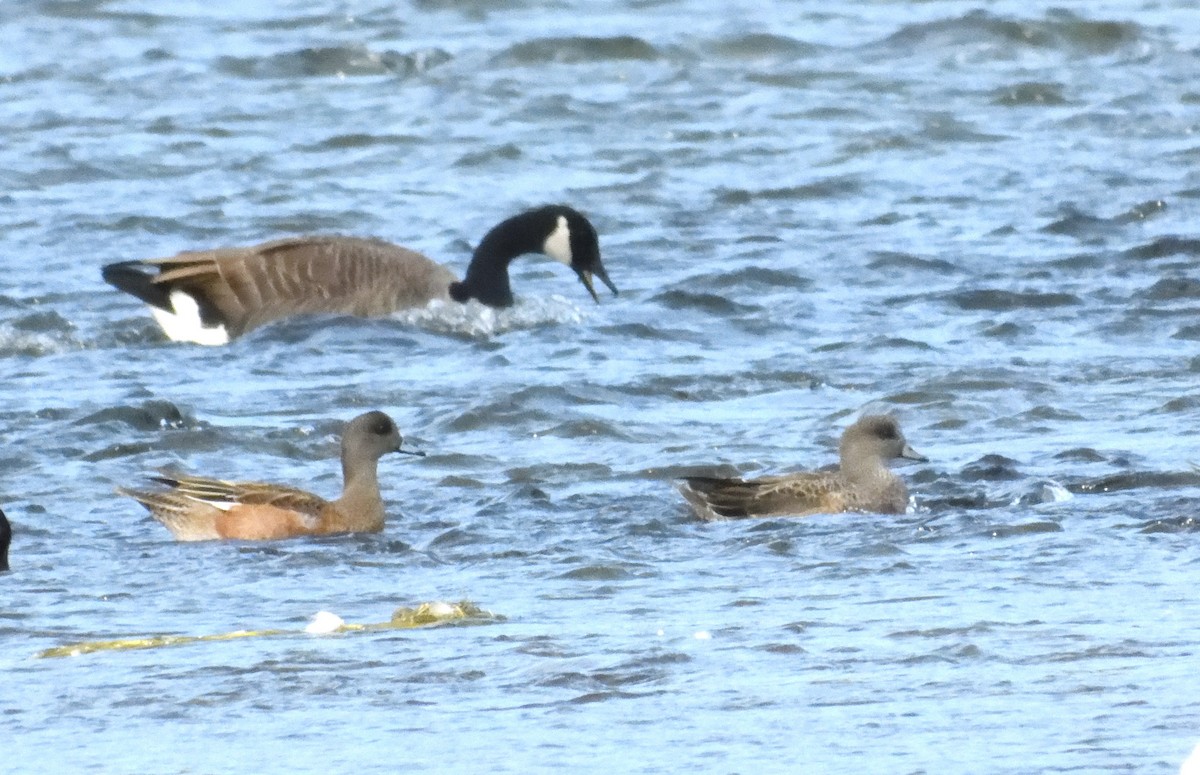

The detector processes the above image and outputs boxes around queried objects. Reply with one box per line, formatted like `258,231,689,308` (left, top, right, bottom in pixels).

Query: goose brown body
130,237,457,339
117,411,421,541
677,415,926,520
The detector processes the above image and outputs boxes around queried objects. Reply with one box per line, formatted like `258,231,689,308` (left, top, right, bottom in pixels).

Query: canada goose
102,204,617,345
116,411,423,541
677,415,926,520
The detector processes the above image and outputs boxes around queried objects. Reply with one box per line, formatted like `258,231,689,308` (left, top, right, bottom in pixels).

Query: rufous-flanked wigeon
117,411,423,541
676,415,926,520
101,205,618,345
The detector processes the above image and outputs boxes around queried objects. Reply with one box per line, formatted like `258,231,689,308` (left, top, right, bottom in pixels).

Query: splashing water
393,296,588,337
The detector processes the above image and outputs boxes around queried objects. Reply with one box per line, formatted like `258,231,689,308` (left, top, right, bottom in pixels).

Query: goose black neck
451,208,559,307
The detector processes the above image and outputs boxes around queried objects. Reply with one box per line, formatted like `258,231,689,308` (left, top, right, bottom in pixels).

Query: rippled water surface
3,1,1200,772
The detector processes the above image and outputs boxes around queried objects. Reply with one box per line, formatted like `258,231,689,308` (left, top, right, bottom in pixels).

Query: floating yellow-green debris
37,601,493,659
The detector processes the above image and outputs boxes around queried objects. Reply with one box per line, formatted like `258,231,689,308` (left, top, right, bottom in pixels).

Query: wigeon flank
117,411,423,541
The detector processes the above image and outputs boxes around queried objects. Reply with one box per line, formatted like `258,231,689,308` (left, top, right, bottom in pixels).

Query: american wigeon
677,415,926,520
0,508,10,572
101,205,618,345
117,411,423,541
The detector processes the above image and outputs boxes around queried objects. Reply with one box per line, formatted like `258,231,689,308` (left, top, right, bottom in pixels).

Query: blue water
2,1,1200,772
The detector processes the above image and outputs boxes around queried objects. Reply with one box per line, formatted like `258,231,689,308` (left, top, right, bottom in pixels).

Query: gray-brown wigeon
677,415,926,520
117,411,423,541
101,205,617,344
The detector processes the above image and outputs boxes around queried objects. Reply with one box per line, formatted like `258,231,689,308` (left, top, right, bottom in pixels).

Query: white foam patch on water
393,295,587,337
305,611,344,635
0,326,81,356
425,601,457,617
1041,481,1073,503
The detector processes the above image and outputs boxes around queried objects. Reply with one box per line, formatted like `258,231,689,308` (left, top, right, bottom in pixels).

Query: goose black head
539,205,619,303
451,205,618,306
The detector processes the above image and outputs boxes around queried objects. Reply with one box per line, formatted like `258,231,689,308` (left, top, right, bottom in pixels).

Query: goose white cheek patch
149,289,230,346
542,215,573,266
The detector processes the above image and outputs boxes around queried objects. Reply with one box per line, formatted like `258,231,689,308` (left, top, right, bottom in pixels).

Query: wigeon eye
871,420,900,440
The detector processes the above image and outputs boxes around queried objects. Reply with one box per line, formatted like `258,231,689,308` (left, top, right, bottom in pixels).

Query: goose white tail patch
542,214,573,266
149,289,230,346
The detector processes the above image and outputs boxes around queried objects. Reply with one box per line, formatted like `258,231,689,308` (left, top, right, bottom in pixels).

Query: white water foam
0,326,81,357
392,296,587,338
